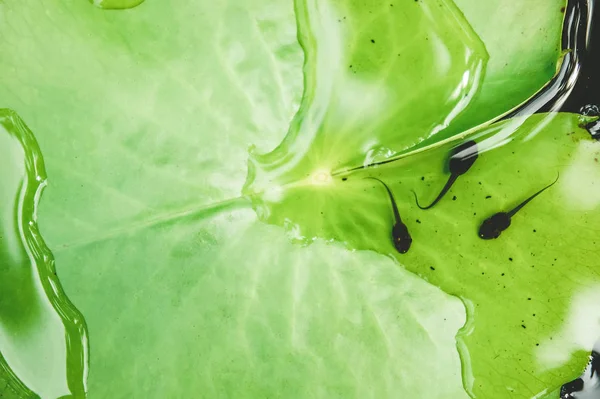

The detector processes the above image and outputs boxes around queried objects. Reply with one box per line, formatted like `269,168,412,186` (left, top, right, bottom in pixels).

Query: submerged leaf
246,0,488,192
251,112,600,397
446,0,566,137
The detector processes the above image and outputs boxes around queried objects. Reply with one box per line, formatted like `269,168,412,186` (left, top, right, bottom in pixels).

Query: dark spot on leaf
342,177,347,181
522,325,527,329
509,257,513,261
452,196,457,201
416,219,421,224
430,266,435,271
421,176,425,181
370,39,375,43
485,195,492,199
560,6,566,12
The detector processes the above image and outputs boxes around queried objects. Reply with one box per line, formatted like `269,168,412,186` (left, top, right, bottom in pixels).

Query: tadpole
414,140,478,210
479,175,559,240
367,177,412,254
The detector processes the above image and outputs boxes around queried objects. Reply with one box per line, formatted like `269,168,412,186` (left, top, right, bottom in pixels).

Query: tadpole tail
365,177,401,223
411,190,423,208
507,173,560,217
414,174,458,210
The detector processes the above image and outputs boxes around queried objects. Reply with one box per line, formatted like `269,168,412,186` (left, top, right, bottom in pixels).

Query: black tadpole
479,175,559,240
560,377,584,398
366,177,412,254
414,140,478,210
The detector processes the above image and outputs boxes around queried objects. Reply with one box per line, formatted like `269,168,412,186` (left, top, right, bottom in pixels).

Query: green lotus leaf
0,0,591,398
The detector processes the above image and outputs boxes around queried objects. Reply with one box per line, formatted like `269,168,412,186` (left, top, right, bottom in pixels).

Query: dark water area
504,0,599,138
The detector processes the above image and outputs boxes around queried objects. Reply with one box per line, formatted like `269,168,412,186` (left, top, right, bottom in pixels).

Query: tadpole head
448,140,478,175
392,223,412,254
478,212,511,239
560,377,584,398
